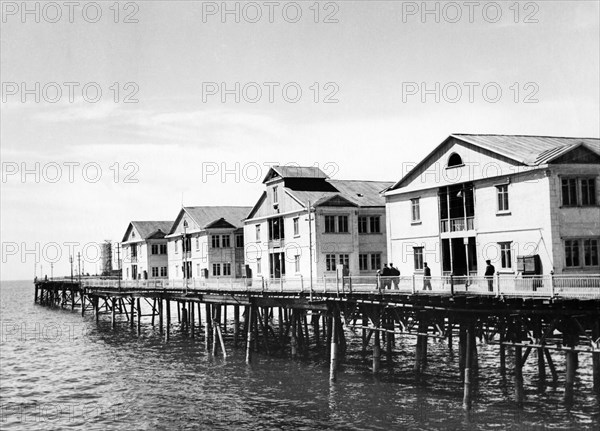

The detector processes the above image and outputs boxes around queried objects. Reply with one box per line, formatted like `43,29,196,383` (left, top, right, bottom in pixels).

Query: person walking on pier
423,263,432,291
485,260,495,292
382,264,392,289
389,263,400,289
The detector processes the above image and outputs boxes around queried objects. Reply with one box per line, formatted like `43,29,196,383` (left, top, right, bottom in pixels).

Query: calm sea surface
1,280,598,430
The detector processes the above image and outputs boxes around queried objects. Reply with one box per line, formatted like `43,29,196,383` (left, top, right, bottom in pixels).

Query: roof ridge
453,133,600,140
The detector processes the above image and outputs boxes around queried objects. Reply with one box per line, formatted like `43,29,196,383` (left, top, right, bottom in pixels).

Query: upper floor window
211,235,220,248
151,244,159,255
562,177,597,207
338,216,349,233
324,216,336,233
159,244,167,254
235,234,244,248
255,225,261,241
369,216,381,233
411,198,421,222
358,217,368,234
196,237,200,250
325,215,348,233
496,184,509,212
273,186,278,204
447,153,463,168
223,263,231,276
222,235,231,248
413,247,424,270
293,217,300,236
174,240,178,253
359,216,381,233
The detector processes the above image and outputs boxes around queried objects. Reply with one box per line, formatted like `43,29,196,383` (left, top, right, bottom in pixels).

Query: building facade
121,221,173,280
244,166,393,282
385,134,600,277
166,206,251,281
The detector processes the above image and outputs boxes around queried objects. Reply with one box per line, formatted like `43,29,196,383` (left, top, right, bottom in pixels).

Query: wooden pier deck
34,275,600,411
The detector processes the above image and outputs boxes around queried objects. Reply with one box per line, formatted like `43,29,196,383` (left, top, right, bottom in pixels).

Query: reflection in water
1,281,599,430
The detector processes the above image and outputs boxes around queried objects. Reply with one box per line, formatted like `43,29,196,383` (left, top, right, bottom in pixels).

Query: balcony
440,216,474,233
268,238,285,249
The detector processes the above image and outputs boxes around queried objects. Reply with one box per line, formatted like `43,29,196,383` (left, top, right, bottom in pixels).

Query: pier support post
514,346,524,408
330,309,339,382
205,304,212,351
94,297,99,323
34,285,38,303
536,320,546,385
137,298,141,334
565,350,578,406
463,322,473,411
130,297,135,329
246,305,253,364
593,320,600,394
190,301,195,339
81,292,86,317
386,315,394,364
233,305,239,346
159,299,164,335
165,299,171,341
499,319,506,376
111,297,116,329
291,310,298,358
459,324,467,379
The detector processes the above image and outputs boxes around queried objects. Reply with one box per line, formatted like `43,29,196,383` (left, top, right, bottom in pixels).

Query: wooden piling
137,298,141,334
159,299,164,335
245,305,253,364
291,310,298,358
565,350,577,405
190,301,195,338
111,297,116,328
165,299,171,341
593,320,600,394
463,323,473,410
130,297,135,328
330,310,338,382
514,346,524,407
233,305,239,346
205,303,212,351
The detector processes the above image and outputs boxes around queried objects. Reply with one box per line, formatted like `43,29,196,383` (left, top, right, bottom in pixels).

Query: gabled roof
388,134,600,191
263,165,329,183
453,134,600,165
122,221,173,242
170,206,252,234
282,180,393,209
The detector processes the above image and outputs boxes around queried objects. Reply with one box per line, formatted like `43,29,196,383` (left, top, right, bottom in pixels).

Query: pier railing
72,274,600,299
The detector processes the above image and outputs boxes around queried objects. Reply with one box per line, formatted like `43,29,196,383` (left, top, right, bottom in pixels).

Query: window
174,240,178,253
235,234,244,248
369,216,381,233
582,178,597,206
197,264,201,276
413,247,424,270
212,263,221,276
273,186,278,203
268,217,285,240
326,254,336,271
126,268,129,278
411,198,421,222
223,263,231,276
257,258,262,274
499,242,512,269
358,217,367,234
151,244,159,255
222,235,231,248
584,239,599,267
160,267,167,277
160,244,167,254
496,185,509,212
359,254,368,271
562,177,597,207
338,254,349,268
152,267,159,277
196,237,200,251
255,225,261,241
293,217,300,236
565,240,580,267
211,235,220,248
338,216,349,233
294,255,300,273
370,253,381,271
325,216,336,233
448,153,463,167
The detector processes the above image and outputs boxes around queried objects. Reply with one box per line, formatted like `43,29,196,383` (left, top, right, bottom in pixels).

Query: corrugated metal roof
452,134,600,165
288,180,393,208
184,206,252,229
125,221,173,241
263,165,328,183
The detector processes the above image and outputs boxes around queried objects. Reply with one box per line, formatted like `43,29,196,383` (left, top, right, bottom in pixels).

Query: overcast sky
1,1,599,280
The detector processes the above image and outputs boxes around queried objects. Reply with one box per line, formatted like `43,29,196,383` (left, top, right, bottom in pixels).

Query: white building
385,134,600,277
121,221,173,280
244,166,393,282
166,206,252,281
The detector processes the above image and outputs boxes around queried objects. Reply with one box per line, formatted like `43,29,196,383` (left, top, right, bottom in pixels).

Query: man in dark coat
485,260,495,292
389,263,400,289
382,264,392,289
423,262,432,290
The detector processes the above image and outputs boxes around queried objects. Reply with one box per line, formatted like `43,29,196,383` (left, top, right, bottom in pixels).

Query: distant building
244,166,393,282
385,134,600,277
166,206,252,281
121,221,173,280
